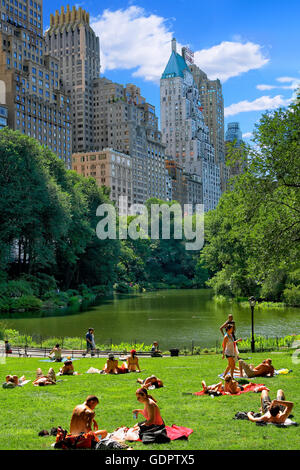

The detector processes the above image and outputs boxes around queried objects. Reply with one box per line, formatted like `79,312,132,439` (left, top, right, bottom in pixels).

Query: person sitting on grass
32,367,56,386
137,375,164,389
223,375,245,394
132,388,170,443
70,395,107,439
102,354,119,374
58,359,76,376
2,374,26,388
125,349,141,373
247,389,293,425
48,344,62,362
239,358,274,378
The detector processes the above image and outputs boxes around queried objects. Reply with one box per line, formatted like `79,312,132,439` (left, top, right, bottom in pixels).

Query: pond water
2,289,300,349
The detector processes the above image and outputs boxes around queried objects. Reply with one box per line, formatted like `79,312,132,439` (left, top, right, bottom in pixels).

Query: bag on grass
54,426,99,449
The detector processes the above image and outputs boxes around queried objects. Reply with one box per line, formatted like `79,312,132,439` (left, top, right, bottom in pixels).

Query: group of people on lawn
2,315,295,445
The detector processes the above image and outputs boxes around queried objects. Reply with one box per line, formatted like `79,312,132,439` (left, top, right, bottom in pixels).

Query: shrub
0,280,33,298
283,285,300,307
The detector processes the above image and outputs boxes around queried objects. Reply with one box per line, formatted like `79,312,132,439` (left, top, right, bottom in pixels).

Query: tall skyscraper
45,5,100,153
190,65,225,167
225,122,247,183
0,0,72,166
160,39,221,211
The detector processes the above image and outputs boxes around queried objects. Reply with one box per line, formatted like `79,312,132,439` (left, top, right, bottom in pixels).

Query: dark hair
86,395,99,405
64,360,72,366
225,323,234,331
136,387,157,403
55,344,60,348
269,404,280,417
38,430,49,437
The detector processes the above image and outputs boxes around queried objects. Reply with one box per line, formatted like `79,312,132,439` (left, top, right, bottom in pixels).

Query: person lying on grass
125,349,141,372
32,367,56,386
2,374,26,388
70,395,107,439
239,358,275,378
247,389,294,424
137,375,164,389
201,375,244,395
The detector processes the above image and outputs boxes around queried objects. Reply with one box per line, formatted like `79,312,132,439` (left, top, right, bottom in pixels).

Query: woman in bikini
125,349,141,372
222,324,242,378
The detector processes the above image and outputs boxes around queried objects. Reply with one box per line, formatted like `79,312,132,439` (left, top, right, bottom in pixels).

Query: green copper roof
161,51,190,79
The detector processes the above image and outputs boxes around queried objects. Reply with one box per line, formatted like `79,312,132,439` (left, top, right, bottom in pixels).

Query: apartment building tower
45,5,100,153
160,39,221,211
92,77,167,205
0,0,72,166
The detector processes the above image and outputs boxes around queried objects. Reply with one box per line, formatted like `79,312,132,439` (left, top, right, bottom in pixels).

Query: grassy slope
0,352,299,450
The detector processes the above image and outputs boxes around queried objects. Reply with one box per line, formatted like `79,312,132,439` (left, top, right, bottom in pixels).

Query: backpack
54,426,99,449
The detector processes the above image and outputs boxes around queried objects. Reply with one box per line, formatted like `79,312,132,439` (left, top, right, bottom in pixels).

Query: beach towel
192,383,269,397
115,424,193,444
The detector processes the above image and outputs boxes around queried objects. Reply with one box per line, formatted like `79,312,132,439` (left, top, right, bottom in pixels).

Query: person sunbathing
247,389,293,424
137,375,164,389
239,358,274,378
125,350,141,372
59,360,75,375
33,367,56,386
102,354,119,374
49,344,62,362
201,379,223,395
223,375,244,394
70,395,107,439
3,375,26,388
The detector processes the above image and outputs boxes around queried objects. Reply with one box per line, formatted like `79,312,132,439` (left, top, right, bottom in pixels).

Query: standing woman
222,324,241,378
132,388,170,444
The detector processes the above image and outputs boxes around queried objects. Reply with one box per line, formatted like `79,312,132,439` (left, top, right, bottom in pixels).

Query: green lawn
0,352,299,450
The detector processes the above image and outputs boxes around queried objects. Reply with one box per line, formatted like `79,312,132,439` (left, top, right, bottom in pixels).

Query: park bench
9,347,162,358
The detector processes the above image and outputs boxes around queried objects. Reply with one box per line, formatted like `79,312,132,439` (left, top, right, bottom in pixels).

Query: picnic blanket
193,383,269,397
111,424,193,444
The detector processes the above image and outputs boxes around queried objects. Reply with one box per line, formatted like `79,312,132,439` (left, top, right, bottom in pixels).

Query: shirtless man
220,314,236,339
137,375,164,389
70,395,107,439
247,389,294,424
239,358,274,378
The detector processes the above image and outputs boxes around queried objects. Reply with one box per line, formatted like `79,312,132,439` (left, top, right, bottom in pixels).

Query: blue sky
43,0,300,141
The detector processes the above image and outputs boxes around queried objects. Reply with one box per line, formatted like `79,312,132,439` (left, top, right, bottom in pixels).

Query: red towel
193,383,269,396
165,425,193,440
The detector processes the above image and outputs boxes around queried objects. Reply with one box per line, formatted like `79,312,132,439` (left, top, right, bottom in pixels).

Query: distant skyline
44,0,300,142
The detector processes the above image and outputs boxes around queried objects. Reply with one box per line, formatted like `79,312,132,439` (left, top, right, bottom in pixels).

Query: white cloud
91,6,269,84
242,132,253,139
276,76,298,83
256,84,277,90
91,6,173,83
224,95,290,117
194,41,269,82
